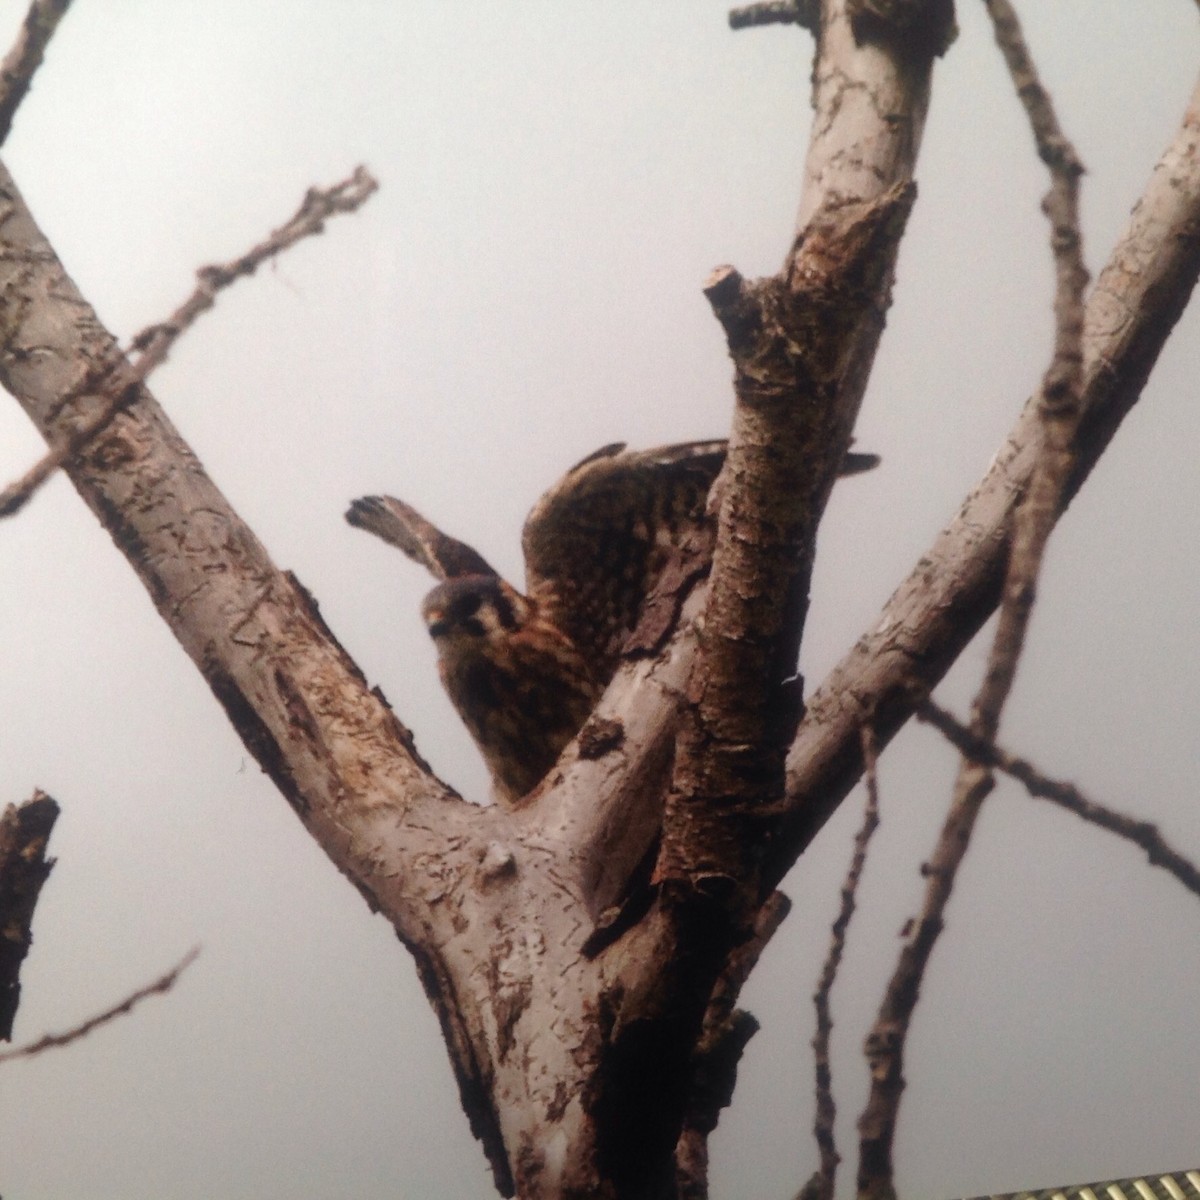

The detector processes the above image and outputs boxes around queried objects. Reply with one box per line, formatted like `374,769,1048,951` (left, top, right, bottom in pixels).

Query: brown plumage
346,440,876,803
418,574,599,800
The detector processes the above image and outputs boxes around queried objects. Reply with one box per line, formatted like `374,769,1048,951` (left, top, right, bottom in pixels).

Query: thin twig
919,699,1200,903
729,1,818,32
126,165,379,377
0,946,199,1063
0,165,379,518
972,0,1088,738
0,0,73,147
800,722,883,1200
857,5,1089,1193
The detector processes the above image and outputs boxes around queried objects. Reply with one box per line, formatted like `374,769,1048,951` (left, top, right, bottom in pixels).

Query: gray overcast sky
1,4,1198,1199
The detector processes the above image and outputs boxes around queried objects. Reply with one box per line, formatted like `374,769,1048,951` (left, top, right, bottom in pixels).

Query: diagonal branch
0,946,198,1063
0,0,72,148
775,67,1200,892
919,699,1200,903
0,162,444,855
126,166,378,376
0,162,519,1191
0,166,377,517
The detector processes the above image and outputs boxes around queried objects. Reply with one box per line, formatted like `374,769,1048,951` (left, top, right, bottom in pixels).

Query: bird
346,440,877,805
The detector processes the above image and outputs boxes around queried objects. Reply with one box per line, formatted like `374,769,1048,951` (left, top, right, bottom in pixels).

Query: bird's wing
521,441,728,673
521,439,880,674
345,495,497,581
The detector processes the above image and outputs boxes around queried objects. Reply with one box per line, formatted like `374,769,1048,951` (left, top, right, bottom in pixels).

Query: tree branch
0,789,58,1040
919,699,1200,903
858,7,1088,1191
657,0,937,897
970,0,1086,738
0,0,72,148
775,68,1200,891
729,1,818,32
675,890,791,1199
802,722,882,1200
0,162,519,1193
583,4,941,1188
0,166,377,518
0,946,198,1063
657,187,912,894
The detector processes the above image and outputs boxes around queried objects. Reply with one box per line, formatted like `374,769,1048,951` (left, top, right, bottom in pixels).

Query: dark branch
676,890,791,1199
0,0,72,147
803,723,882,1200
919,700,1200,904
728,1,818,32
0,947,199,1062
0,790,58,1040
847,0,957,58
857,8,1088,1191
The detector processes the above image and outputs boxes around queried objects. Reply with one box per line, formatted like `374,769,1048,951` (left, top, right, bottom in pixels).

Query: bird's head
420,575,531,648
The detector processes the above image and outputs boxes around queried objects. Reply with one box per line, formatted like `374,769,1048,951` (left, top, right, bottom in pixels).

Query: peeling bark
658,184,914,892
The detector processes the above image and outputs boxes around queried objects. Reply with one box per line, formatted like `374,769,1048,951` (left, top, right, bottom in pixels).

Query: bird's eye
453,593,483,621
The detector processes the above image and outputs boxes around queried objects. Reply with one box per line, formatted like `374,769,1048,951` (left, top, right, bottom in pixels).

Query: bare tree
2,2,1199,1198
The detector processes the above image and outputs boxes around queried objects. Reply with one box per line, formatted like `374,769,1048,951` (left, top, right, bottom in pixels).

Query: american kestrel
347,440,876,804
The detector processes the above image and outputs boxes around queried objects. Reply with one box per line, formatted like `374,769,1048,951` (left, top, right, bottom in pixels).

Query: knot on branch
1039,132,1085,179
706,186,914,412
703,265,763,357
848,0,958,59
477,841,517,885
786,183,917,304
862,1019,903,1075
701,186,918,447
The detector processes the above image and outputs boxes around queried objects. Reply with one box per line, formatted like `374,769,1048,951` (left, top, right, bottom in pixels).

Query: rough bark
0,790,58,1040
575,2,942,1191
0,162,521,1192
